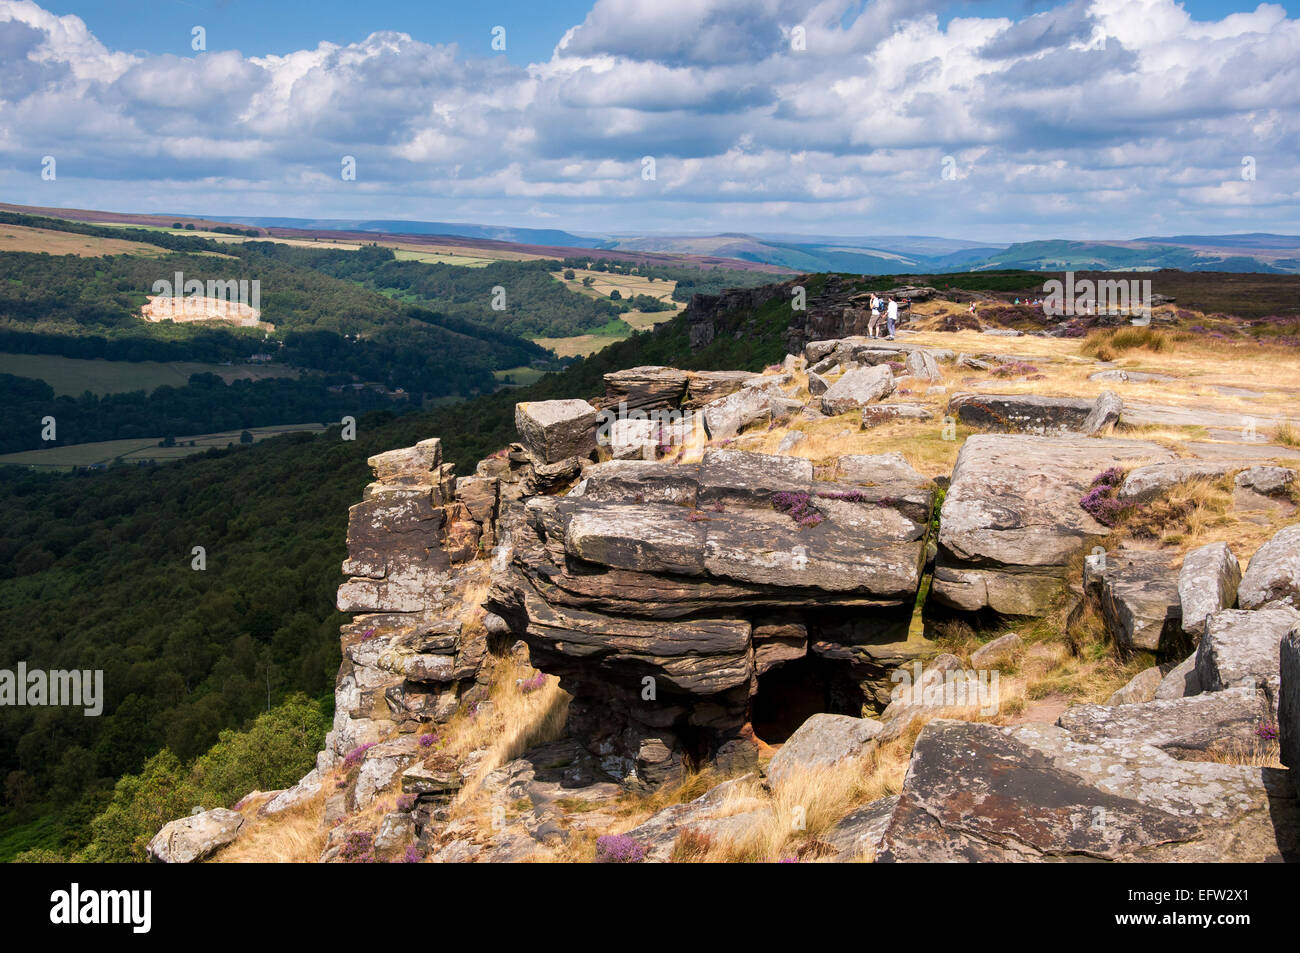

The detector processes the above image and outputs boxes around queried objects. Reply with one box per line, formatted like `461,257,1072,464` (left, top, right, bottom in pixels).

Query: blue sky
4,0,1298,241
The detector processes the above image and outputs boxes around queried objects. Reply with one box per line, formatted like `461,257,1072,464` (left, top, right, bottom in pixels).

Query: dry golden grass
211,791,329,863
1200,739,1283,768
0,224,176,257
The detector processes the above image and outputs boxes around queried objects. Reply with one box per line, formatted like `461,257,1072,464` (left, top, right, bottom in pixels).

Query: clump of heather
687,510,711,522
1257,721,1279,741
343,742,376,768
992,362,1039,378
396,794,417,812
360,627,378,641
771,491,825,527
595,834,645,863
519,672,547,694
887,361,906,374
417,732,437,748
340,830,375,863
402,845,424,864
817,488,870,503
1079,468,1132,527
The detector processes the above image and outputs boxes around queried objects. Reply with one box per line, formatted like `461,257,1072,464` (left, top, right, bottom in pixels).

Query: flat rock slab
933,435,1175,616
1119,460,1240,502
877,719,1299,862
1058,686,1262,756
948,392,1120,435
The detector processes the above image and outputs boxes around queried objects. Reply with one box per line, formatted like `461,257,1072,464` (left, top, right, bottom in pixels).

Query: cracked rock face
931,435,1175,617
877,718,1299,862
487,448,934,787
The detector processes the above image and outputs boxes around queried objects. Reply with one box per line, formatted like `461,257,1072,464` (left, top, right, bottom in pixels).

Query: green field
0,353,299,396
0,422,327,470
493,365,549,387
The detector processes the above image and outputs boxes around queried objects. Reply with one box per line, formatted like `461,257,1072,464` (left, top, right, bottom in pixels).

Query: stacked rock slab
931,435,1176,618
487,449,935,788
328,438,491,783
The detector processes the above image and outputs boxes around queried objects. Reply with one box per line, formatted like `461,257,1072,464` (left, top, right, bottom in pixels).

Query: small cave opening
750,655,852,746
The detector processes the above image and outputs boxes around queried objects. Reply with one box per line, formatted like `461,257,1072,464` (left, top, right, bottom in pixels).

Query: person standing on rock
886,296,898,339
868,293,883,337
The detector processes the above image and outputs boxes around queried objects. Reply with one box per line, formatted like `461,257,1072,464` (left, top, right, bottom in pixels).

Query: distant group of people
867,293,900,340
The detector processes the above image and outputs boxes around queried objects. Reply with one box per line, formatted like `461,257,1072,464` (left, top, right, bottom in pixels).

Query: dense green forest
0,295,792,859
0,371,414,454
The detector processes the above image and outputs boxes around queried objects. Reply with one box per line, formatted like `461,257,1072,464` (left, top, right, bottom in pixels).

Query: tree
563,269,575,280
239,430,254,444
83,749,197,863
609,289,621,300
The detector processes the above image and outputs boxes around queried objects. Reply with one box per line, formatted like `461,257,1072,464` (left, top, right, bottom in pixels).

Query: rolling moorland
2,245,1300,860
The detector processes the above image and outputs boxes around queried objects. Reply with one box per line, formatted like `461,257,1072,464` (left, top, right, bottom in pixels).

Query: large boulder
765,714,884,789
1084,550,1184,655
602,366,689,412
1196,607,1300,710
147,808,244,863
904,349,941,381
1177,542,1241,638
515,399,598,464
1059,686,1262,756
1235,466,1296,497
820,365,894,415
702,385,774,440
1238,523,1300,611
931,435,1175,617
877,718,1298,862
1106,666,1165,706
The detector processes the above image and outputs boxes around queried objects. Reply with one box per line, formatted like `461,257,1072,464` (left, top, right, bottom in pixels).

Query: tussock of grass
1081,327,1173,361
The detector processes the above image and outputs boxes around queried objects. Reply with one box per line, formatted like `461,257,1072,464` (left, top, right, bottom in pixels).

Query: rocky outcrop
1238,523,1300,611
329,439,497,799
147,808,244,863
931,435,1175,618
488,448,935,787
1106,665,1165,706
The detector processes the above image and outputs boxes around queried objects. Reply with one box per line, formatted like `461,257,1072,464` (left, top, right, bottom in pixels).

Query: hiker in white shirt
886,297,898,339
867,294,883,337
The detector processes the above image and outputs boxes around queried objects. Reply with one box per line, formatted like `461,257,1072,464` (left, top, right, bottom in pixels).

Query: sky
1,0,1297,242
